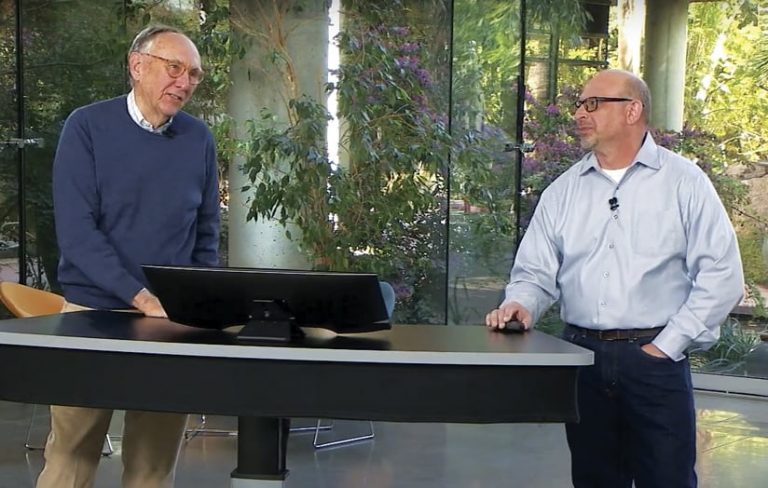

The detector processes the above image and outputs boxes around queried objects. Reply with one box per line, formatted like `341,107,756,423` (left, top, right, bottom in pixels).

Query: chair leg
312,419,375,449
290,419,333,433
24,405,43,450
102,434,114,457
184,414,238,441
184,416,335,442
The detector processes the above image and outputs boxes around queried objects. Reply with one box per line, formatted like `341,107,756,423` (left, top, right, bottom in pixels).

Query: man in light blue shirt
486,69,743,488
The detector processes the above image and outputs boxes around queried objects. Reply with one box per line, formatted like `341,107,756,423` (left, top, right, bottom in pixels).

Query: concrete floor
1,391,767,487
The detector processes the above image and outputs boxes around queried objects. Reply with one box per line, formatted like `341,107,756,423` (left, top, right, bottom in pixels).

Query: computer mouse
495,320,525,333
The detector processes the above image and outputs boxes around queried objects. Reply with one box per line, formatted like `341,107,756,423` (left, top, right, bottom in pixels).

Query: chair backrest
0,281,65,318
378,281,396,319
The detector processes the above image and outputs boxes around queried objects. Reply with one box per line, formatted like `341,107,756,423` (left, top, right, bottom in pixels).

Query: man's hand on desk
132,288,168,318
485,301,532,331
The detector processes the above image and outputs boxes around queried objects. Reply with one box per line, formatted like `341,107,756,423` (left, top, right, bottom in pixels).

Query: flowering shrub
520,86,583,227
651,126,750,213
242,3,451,323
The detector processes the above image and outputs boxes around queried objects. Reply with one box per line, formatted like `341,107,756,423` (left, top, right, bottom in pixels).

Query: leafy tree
685,1,767,164
240,0,454,322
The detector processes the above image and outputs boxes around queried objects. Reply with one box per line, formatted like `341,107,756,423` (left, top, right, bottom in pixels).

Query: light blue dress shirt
505,134,744,361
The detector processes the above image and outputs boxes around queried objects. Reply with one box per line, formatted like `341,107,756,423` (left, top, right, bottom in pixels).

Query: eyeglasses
574,97,633,113
138,52,204,85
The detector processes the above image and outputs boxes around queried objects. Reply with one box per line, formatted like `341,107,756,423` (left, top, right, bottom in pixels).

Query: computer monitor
142,265,391,343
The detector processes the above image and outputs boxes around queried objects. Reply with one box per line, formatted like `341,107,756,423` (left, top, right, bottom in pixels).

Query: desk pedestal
231,417,289,487
232,479,283,488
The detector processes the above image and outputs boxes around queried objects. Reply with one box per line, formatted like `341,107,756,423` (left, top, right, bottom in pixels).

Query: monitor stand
236,299,305,344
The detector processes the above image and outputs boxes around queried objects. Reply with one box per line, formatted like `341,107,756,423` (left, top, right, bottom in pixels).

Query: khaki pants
36,301,188,488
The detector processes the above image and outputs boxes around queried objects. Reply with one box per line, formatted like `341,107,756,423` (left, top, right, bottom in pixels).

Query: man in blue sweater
38,25,219,488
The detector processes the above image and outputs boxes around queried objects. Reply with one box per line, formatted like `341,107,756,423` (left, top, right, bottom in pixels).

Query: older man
486,69,743,487
39,25,219,488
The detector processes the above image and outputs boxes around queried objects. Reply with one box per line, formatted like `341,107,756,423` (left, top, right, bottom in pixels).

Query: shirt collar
127,90,172,134
577,132,661,176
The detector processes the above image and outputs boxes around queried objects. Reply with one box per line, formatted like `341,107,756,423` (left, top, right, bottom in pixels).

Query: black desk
0,311,592,487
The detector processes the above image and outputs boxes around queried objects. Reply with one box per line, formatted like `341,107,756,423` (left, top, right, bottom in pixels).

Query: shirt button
603,271,609,278
609,243,615,249
599,301,606,307
612,214,618,220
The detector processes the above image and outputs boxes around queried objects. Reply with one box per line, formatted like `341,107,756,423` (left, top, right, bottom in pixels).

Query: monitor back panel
142,265,389,332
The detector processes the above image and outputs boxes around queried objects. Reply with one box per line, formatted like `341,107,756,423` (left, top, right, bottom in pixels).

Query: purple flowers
390,26,411,37
415,68,432,88
518,87,585,225
395,55,420,69
522,157,539,173
338,24,437,113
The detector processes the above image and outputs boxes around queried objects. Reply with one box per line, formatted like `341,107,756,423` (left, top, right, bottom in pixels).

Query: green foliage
448,0,593,277
452,0,588,128
732,0,761,29
242,97,333,254
735,225,768,318
737,226,768,285
534,305,565,337
519,86,584,227
685,2,768,164
447,2,587,315
690,316,760,373
241,1,452,322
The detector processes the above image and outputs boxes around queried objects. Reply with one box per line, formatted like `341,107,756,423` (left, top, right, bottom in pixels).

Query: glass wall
0,0,20,298
1,0,767,386
448,0,523,325
221,0,522,325
0,0,128,297
680,1,768,381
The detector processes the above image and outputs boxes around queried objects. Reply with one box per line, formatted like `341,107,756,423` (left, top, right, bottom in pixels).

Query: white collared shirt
126,90,172,134
601,167,628,183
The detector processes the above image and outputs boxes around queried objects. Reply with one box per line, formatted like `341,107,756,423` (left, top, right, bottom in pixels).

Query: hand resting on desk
485,300,532,331
132,288,168,318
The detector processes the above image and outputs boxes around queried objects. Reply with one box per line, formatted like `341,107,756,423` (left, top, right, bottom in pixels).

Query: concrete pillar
617,0,645,74
227,0,328,268
643,0,689,131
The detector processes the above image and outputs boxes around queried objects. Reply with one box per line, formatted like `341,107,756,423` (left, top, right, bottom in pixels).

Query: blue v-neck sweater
53,95,220,309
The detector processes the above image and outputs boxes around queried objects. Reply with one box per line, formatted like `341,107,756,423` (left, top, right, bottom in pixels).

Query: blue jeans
562,325,697,488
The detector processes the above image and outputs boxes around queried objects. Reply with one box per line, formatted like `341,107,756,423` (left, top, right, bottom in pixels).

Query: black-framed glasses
138,52,205,85
574,96,633,113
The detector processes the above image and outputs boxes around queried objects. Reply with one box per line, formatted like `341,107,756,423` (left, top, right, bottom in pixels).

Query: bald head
589,69,651,125
574,69,651,165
